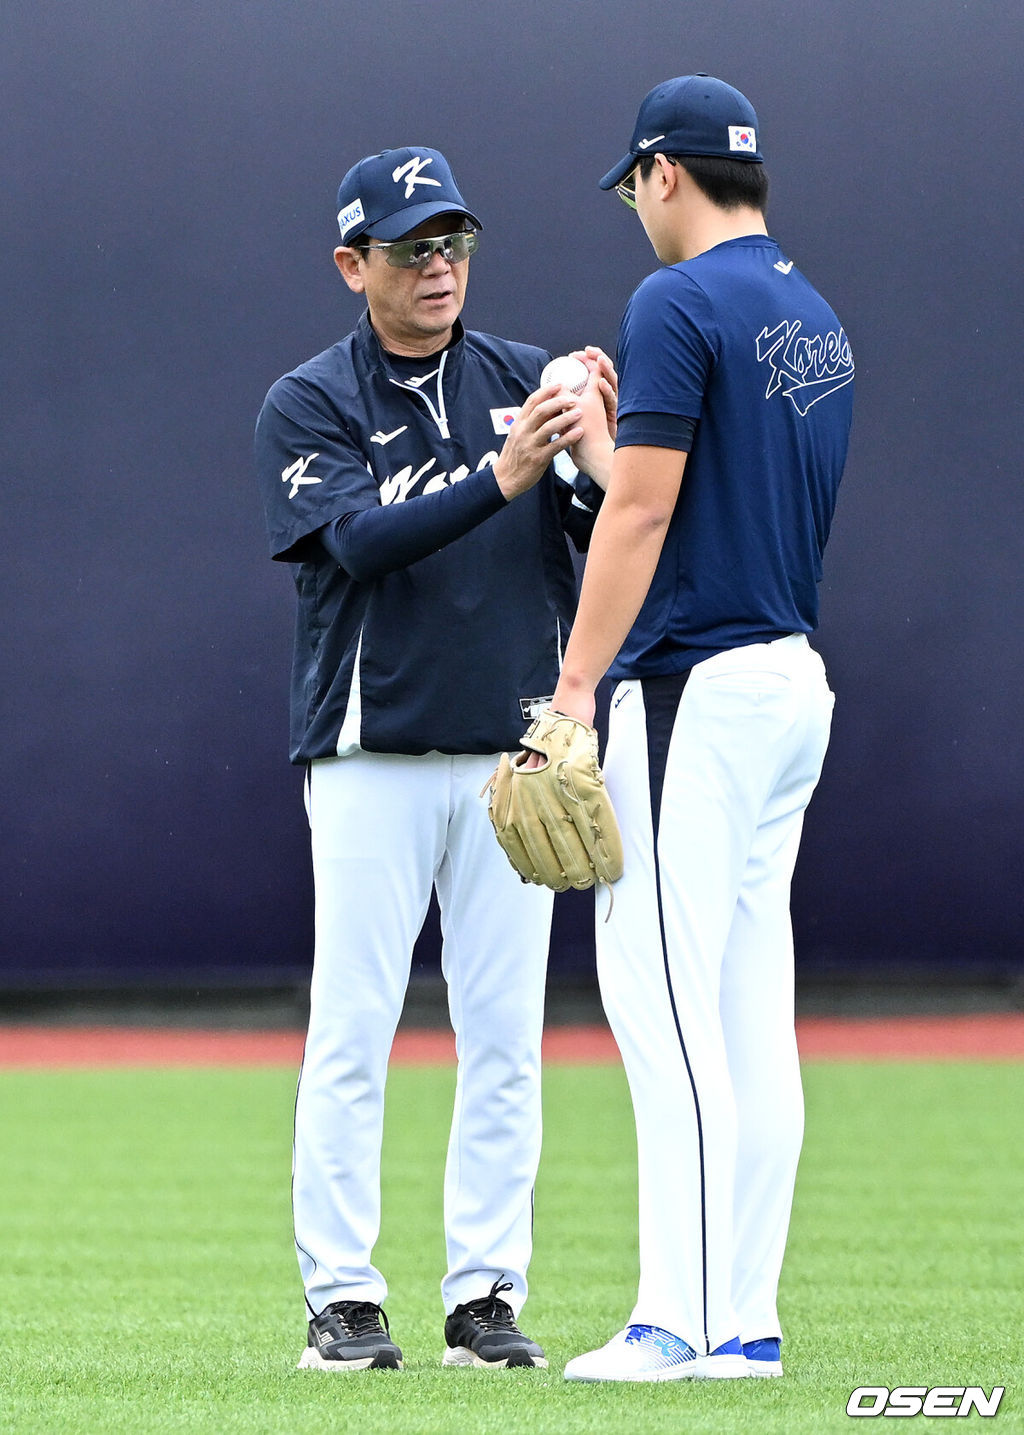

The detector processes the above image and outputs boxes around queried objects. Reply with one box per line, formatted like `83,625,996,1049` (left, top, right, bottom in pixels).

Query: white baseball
540,354,589,395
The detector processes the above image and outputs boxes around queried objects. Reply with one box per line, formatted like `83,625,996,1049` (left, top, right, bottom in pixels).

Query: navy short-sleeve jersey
610,235,854,678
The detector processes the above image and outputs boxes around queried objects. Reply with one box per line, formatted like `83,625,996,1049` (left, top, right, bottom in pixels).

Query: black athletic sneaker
442,1278,548,1368
297,1300,403,1371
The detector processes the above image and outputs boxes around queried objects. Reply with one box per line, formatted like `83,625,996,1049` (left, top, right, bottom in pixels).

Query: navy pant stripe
641,671,710,1353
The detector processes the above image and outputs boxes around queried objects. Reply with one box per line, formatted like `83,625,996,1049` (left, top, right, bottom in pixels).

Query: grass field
0,1060,1020,1433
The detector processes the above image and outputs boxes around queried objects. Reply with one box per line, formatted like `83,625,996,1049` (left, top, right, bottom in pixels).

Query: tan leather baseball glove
484,708,624,893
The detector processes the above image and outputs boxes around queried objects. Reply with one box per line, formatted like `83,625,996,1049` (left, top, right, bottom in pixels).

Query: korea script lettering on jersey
755,319,854,415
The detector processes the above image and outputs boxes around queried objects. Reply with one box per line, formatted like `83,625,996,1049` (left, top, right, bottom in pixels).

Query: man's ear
653,154,680,196
334,246,365,294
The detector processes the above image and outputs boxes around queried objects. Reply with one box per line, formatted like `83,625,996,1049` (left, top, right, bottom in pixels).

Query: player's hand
573,347,618,441
493,385,583,500
568,348,617,489
520,686,597,768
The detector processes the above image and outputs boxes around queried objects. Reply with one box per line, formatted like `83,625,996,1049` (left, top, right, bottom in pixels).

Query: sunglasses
361,230,479,269
616,155,676,209
616,165,639,210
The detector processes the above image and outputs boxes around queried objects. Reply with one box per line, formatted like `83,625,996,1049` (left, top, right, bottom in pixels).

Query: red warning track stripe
796,1012,1024,1061
0,1014,1022,1067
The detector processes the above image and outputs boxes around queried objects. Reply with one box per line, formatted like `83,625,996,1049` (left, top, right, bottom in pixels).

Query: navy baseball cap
336,146,483,244
599,75,762,190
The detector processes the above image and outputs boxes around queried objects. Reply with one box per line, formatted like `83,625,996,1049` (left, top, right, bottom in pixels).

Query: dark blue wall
3,1,1022,988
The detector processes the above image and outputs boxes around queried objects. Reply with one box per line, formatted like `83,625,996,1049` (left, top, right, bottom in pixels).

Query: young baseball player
548,76,854,1381
254,147,612,1371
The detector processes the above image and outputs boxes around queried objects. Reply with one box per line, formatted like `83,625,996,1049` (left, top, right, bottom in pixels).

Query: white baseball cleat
563,1325,751,1382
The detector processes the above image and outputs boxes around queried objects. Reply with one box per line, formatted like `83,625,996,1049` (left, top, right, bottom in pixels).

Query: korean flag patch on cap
728,125,757,153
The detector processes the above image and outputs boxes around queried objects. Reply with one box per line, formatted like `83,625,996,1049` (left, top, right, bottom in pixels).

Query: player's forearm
569,347,618,491
319,469,505,580
570,438,613,492
553,446,686,716
553,505,668,710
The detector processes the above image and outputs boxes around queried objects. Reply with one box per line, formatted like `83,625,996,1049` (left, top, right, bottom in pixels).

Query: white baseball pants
596,635,834,1352
293,750,553,1318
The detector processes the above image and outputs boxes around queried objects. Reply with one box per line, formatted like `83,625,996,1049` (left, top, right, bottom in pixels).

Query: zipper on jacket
388,349,451,439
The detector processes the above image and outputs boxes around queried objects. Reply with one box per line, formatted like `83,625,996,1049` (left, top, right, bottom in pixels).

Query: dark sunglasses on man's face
361,230,479,269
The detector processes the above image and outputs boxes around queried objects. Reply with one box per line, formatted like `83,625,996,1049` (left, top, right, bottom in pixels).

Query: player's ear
653,154,679,195
334,246,366,294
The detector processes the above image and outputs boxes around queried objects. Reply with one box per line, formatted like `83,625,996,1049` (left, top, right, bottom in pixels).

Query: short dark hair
638,153,768,213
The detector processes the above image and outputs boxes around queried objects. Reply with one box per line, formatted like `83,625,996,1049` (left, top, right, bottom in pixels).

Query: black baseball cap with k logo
336,147,483,244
